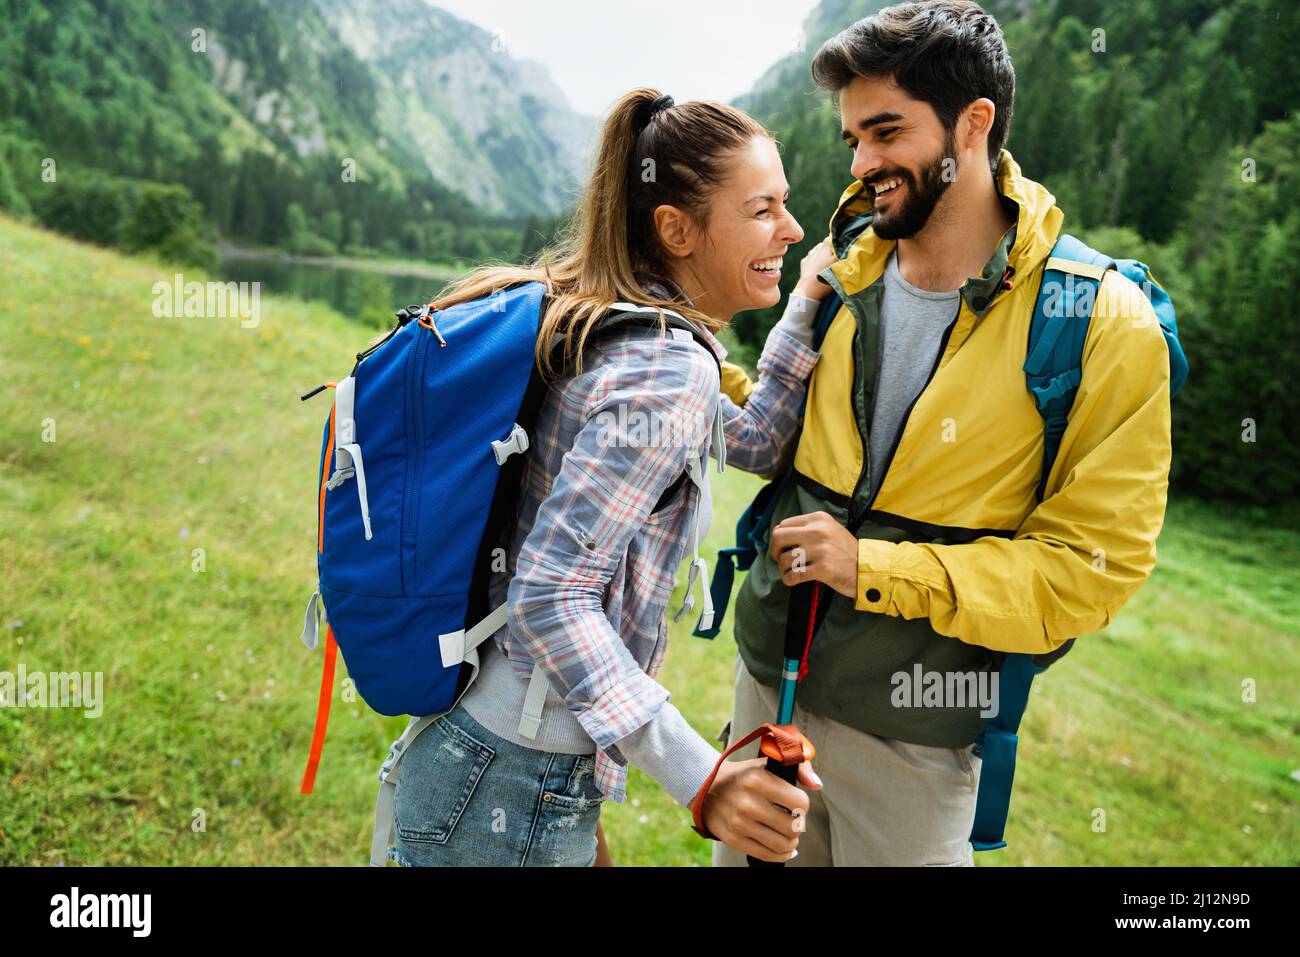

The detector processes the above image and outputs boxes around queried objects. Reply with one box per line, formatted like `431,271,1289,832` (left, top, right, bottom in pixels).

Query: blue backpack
695,233,1187,852
293,281,721,864
970,233,1186,849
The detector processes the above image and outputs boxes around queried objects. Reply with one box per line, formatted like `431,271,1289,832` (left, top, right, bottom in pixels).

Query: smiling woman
649,134,807,318
380,87,832,868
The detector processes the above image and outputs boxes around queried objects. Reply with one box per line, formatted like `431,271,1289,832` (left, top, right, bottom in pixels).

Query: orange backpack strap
690,722,814,840
300,625,339,794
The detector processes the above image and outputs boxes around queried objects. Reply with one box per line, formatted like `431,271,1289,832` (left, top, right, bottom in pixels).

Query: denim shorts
389,702,605,867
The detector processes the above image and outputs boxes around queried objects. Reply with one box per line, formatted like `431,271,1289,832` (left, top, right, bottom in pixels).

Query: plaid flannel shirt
485,289,820,803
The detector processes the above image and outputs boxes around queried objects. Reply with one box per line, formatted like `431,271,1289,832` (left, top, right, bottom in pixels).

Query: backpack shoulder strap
970,239,1117,851
597,302,722,375
594,302,724,510
1025,234,1115,501
812,289,843,351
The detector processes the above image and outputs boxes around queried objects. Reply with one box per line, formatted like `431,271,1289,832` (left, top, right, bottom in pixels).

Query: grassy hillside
1,216,1296,865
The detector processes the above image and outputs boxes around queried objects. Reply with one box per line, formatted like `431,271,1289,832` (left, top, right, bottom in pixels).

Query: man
712,0,1172,866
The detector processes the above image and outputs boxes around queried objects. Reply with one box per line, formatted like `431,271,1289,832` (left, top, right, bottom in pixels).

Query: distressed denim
389,702,604,867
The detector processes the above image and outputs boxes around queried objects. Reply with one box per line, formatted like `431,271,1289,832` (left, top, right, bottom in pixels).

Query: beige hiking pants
710,653,982,867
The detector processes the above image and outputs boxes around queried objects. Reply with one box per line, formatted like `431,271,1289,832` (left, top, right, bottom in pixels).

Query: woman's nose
781,208,805,245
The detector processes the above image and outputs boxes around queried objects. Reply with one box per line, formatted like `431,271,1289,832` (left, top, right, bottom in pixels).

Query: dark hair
810,0,1015,173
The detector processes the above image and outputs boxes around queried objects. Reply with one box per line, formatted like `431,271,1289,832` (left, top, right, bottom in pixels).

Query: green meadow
1,215,1296,866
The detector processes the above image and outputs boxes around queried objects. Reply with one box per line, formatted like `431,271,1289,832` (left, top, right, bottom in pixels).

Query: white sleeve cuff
769,291,821,347
614,700,720,808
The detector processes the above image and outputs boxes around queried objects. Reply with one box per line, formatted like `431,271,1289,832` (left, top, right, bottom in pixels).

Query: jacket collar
822,149,1064,319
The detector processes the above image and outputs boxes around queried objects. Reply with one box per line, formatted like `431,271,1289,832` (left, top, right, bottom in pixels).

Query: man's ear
653,204,696,260
961,98,996,152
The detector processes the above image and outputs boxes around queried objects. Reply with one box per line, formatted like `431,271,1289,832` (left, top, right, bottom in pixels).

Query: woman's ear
653,204,696,260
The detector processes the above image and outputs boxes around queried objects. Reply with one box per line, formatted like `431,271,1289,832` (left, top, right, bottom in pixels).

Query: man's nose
851,140,882,183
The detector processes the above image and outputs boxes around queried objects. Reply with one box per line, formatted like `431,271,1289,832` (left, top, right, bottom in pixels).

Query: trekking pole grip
744,579,817,867
745,757,801,867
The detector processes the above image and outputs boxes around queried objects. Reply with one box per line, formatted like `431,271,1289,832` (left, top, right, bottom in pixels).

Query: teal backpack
696,233,1187,852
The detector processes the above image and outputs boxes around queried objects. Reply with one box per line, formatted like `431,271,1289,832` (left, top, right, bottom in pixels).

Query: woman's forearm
720,294,822,473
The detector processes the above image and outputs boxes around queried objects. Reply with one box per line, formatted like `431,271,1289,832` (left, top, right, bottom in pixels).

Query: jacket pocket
395,715,495,845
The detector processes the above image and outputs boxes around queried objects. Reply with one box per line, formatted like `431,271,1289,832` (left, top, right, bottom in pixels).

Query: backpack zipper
401,328,432,589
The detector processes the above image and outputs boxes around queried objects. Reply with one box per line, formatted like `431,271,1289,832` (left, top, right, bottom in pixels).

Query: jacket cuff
612,700,720,809
856,538,899,612
856,539,950,613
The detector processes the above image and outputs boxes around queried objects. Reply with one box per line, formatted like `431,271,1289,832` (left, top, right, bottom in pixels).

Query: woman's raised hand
793,238,838,301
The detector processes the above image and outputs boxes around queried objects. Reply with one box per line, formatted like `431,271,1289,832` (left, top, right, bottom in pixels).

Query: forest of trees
0,0,550,267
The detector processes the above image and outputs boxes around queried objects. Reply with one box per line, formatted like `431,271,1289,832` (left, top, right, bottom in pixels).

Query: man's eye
878,127,899,139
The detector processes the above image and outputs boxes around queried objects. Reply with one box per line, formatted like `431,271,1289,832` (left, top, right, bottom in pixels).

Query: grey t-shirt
868,249,961,500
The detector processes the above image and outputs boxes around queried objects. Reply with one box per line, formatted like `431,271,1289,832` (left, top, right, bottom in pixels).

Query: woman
389,88,837,867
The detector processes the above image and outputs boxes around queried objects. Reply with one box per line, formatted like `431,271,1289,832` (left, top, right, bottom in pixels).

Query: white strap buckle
491,423,530,465
378,737,406,784
324,467,354,490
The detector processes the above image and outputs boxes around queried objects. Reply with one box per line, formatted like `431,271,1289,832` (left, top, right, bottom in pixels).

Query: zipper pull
300,381,337,401
418,304,447,347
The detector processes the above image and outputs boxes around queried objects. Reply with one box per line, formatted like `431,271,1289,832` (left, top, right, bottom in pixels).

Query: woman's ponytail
426,87,771,376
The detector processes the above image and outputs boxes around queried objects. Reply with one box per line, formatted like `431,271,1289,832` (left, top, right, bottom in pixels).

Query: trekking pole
746,579,819,867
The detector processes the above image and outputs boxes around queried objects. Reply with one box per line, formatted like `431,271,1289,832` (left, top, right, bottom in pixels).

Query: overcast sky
429,0,822,117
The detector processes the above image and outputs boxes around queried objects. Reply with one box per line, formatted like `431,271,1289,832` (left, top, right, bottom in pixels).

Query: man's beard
867,130,958,240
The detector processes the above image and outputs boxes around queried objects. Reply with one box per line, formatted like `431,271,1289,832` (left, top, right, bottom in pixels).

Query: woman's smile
749,255,785,283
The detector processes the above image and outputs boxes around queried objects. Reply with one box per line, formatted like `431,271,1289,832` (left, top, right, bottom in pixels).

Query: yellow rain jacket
728,149,1172,747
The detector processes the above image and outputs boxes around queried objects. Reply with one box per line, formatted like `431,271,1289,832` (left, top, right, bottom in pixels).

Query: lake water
215,252,451,320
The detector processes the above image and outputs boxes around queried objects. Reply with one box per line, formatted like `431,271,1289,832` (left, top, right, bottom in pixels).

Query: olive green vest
732,280,999,749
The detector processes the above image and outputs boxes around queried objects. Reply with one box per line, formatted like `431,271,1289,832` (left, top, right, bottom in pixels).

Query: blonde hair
424,87,772,376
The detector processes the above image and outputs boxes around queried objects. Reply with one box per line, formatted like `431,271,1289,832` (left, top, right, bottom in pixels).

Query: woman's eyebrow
744,189,791,204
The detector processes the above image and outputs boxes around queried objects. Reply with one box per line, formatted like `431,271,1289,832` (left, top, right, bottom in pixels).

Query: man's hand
768,511,858,599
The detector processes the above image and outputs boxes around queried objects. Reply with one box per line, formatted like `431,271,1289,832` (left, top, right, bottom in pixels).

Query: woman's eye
756,209,770,217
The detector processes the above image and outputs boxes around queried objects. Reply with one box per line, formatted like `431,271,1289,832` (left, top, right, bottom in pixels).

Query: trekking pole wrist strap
690,721,813,841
